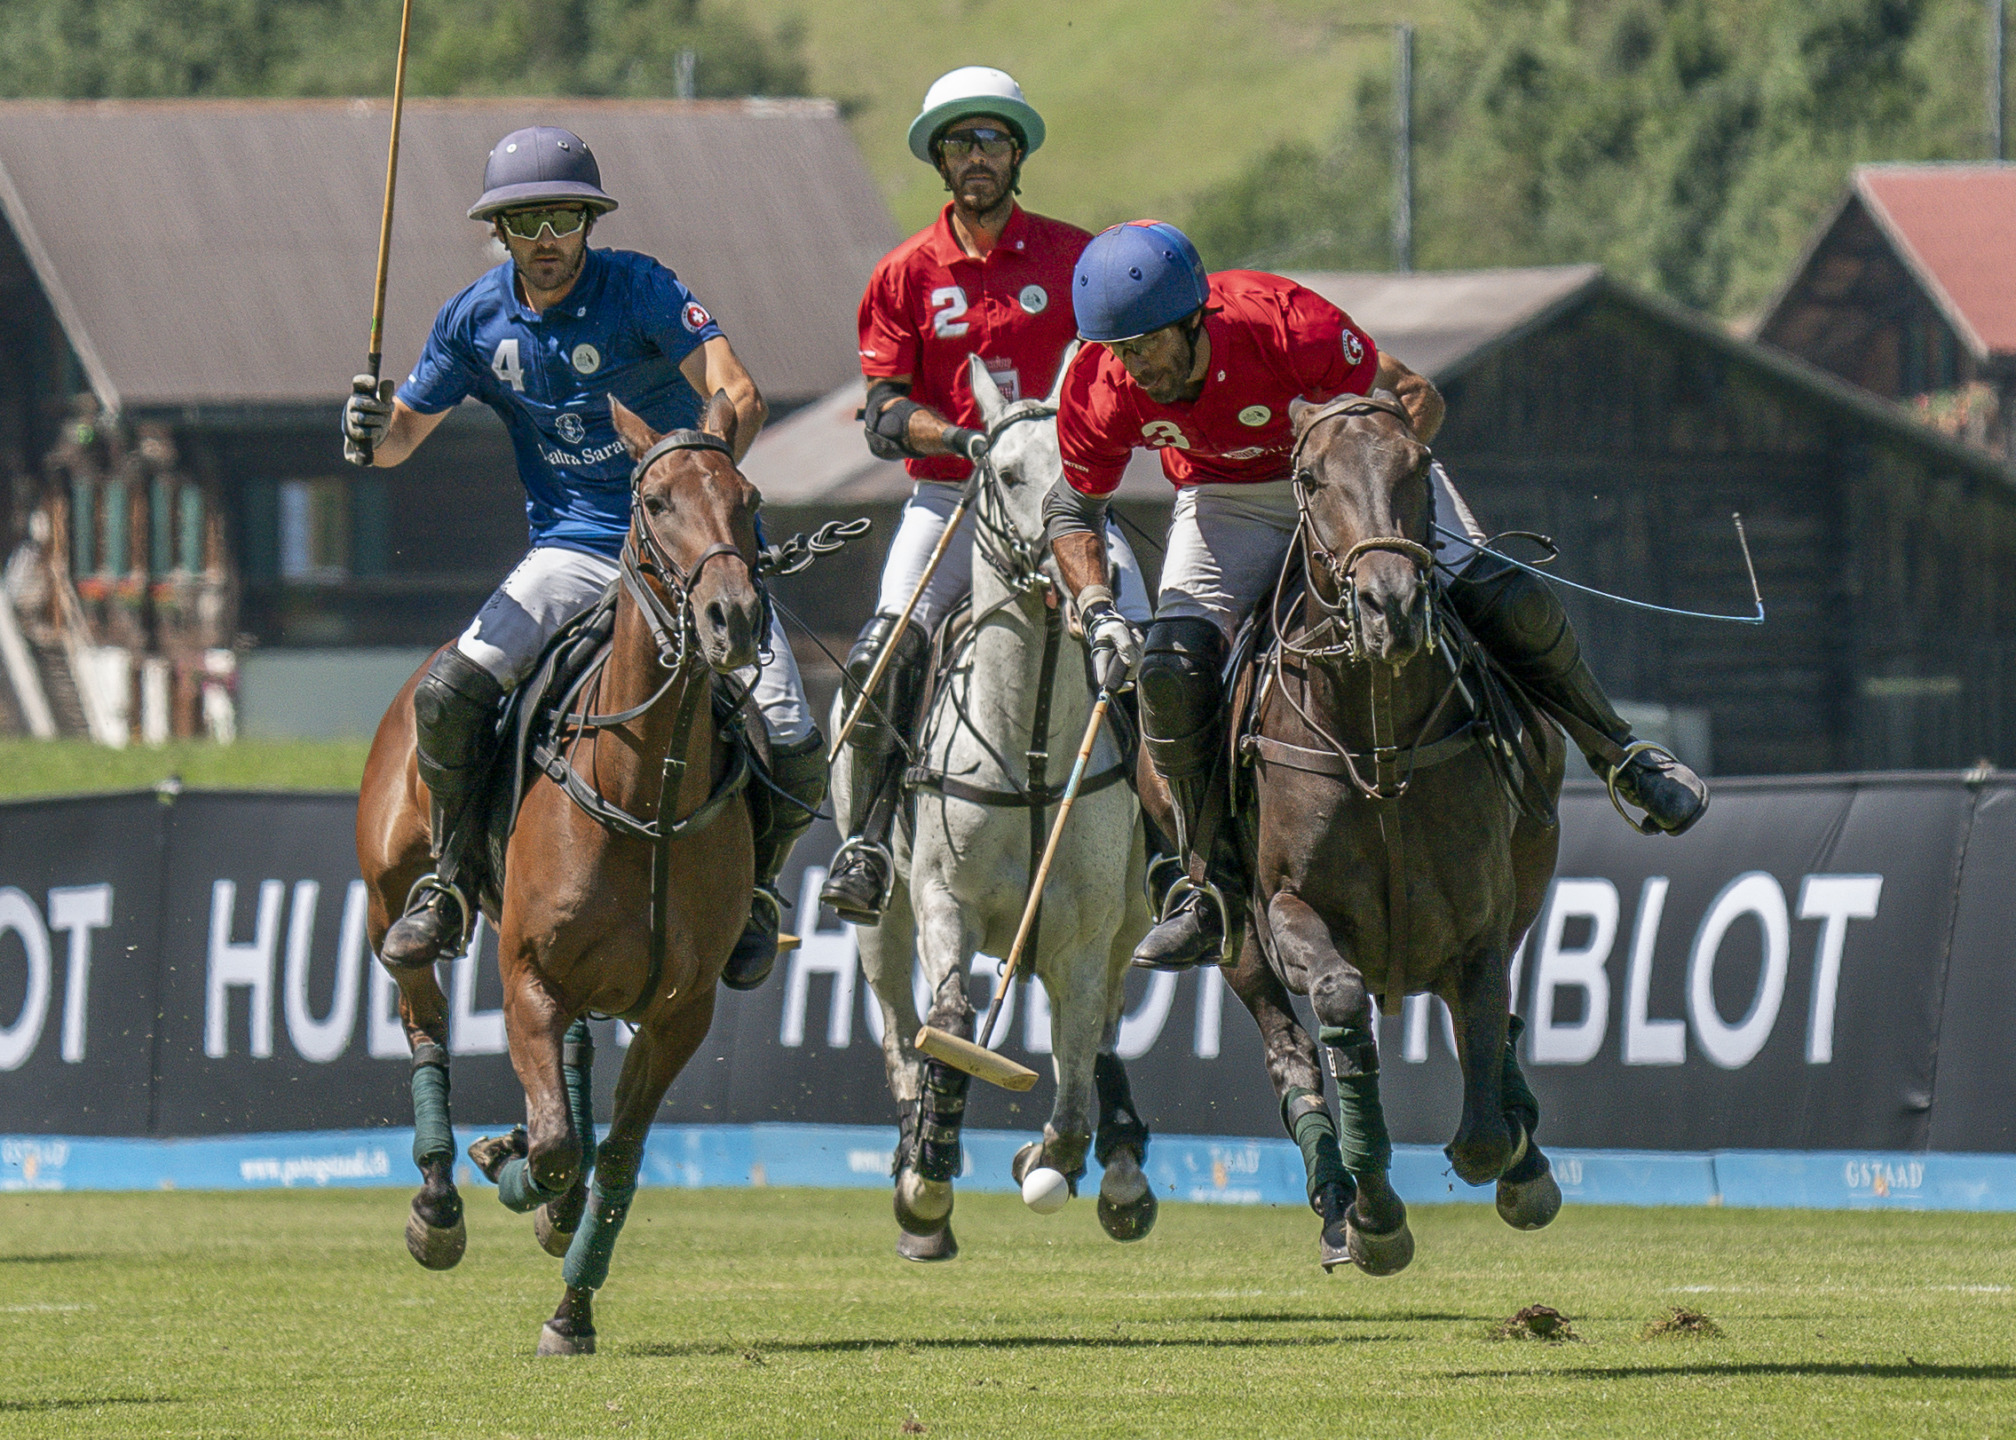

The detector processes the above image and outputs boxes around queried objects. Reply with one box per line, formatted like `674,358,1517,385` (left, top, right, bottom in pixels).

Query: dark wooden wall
1437,293,2016,775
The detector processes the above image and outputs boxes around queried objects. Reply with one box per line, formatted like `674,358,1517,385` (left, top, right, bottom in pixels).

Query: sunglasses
937,127,1018,161
498,205,590,240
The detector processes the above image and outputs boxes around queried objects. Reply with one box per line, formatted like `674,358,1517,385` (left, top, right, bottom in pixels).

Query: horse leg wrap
494,1154,568,1214
913,1059,970,1183
563,1019,597,1178
1282,1086,1348,1207
1093,1053,1151,1166
1322,1031,1393,1176
409,1043,454,1173
561,1177,637,1293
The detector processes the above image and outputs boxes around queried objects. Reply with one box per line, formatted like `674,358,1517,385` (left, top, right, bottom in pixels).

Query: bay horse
356,392,761,1354
837,352,1159,1261
1214,393,1567,1274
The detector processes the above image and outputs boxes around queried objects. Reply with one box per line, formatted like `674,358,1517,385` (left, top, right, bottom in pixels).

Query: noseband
970,398,1059,592
623,428,759,669
1286,395,1438,665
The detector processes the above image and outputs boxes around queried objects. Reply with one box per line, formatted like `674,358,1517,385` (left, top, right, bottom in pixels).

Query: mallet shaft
365,0,415,386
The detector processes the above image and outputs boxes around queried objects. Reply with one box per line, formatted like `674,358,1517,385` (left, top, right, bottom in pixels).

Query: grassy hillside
733,0,1449,234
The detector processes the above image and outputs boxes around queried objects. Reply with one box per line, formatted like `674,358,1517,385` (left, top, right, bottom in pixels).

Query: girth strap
1240,720,1485,778
905,761,1130,809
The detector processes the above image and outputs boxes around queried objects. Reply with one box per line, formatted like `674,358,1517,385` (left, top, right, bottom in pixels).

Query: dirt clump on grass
1641,1306,1721,1339
1493,1304,1579,1342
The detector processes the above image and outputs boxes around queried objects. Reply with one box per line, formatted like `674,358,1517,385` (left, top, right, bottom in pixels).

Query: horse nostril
704,599,729,637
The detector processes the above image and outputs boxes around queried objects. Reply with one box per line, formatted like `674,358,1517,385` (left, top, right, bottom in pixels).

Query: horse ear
1287,395,1318,438
1045,341,1081,406
700,389,739,452
967,353,1007,425
609,395,659,461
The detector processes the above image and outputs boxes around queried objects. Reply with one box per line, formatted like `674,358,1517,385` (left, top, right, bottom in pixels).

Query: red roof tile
1856,164,2016,358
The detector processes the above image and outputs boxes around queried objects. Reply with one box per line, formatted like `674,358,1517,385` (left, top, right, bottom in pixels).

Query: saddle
462,582,764,921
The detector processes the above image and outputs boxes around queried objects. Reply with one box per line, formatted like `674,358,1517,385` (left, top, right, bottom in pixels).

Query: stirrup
825,835,896,912
400,872,474,947
1131,874,1232,971
1143,853,1185,914
1605,739,1678,836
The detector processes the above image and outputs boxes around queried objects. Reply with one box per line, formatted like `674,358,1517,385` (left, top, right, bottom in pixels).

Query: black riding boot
1132,618,1240,971
722,730,829,991
822,614,929,925
1445,556,1708,834
382,648,506,969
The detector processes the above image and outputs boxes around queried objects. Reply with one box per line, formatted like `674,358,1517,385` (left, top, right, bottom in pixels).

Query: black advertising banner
0,776,2010,1153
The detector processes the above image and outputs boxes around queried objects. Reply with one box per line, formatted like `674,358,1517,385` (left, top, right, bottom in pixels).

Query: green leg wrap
1500,1013,1539,1134
563,1019,598,1179
1282,1087,1347,1205
561,1178,637,1292
495,1156,565,1214
1321,1027,1392,1176
409,1043,453,1173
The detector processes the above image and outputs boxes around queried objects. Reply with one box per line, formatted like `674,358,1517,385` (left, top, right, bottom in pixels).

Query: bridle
968,398,1057,593
620,428,762,674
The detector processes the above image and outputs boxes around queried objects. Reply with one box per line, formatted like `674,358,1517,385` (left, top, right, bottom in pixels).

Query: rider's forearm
903,403,962,457
1043,479,1112,599
723,377,767,462
370,402,448,468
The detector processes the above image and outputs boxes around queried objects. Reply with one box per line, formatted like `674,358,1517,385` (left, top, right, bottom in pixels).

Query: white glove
1085,602,1141,694
343,375,395,465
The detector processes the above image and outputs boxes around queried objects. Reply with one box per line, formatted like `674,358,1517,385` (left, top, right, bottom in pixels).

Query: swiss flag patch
682,301,712,334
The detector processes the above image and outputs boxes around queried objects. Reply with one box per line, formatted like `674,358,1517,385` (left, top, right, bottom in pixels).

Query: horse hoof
1319,1224,1350,1273
536,1320,596,1356
1497,1167,1563,1231
404,1203,466,1271
535,1203,576,1259
894,1171,953,1234
1345,1215,1414,1277
1096,1188,1158,1242
896,1225,958,1263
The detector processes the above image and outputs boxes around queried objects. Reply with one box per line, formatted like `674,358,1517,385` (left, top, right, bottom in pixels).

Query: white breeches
455,545,816,746
874,481,1153,632
1156,463,1486,638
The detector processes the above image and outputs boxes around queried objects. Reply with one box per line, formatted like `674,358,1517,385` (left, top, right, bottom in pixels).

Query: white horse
833,352,1159,1261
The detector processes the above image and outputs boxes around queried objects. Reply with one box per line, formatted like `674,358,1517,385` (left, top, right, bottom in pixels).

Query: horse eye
643,495,668,516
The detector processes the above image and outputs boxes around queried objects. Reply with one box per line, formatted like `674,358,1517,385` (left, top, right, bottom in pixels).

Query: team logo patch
682,301,712,334
556,413,586,444
1342,330,1365,366
1019,284,1049,315
570,343,601,375
1238,405,1271,427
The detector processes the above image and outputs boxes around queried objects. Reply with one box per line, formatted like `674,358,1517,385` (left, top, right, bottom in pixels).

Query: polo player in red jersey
1044,221,1709,971
823,66,1150,923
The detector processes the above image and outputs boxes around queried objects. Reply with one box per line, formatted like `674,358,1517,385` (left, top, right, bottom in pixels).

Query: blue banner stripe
4,1126,2012,1211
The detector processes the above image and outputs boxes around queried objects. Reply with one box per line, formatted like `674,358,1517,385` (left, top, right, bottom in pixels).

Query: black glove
943,427,989,464
343,375,394,466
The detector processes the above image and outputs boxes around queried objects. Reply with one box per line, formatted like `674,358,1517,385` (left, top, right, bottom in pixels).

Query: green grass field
2,1188,2011,1438
0,740,370,799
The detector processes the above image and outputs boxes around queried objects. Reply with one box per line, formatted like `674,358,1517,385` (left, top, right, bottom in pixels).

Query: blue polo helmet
1072,221,1210,343
468,126,619,220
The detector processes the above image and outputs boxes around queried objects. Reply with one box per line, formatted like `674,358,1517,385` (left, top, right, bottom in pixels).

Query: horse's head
1287,391,1436,666
966,347,1075,554
610,392,764,673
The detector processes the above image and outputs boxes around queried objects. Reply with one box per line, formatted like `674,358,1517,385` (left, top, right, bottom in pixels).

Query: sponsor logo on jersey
571,343,602,375
682,301,712,334
985,359,1022,401
1018,284,1049,316
1238,405,1271,427
1342,330,1365,366
556,413,586,444
1221,445,1273,461
540,439,627,468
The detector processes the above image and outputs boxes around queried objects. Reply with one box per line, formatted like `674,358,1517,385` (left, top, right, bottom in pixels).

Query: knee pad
1447,559,1574,668
1137,618,1225,779
413,647,506,791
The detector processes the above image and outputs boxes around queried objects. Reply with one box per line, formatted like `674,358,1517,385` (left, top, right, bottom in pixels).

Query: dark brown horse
356,392,761,1354
1200,394,1566,1275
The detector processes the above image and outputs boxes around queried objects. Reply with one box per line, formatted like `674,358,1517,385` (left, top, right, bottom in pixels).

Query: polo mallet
826,470,981,762
352,0,416,463
916,688,1114,1092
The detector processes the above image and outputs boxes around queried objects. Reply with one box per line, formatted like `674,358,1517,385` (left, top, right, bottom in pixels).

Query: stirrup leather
399,872,475,949
826,835,896,911
1605,739,1679,836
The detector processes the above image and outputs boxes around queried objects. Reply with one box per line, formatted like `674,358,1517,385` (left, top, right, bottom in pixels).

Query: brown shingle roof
1853,164,2016,358
0,98,896,414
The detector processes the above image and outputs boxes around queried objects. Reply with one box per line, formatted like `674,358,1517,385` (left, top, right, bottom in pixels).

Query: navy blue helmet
1071,221,1210,343
467,126,618,220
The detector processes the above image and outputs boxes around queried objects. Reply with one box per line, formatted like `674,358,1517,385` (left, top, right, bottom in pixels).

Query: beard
950,166,1011,215
518,243,586,294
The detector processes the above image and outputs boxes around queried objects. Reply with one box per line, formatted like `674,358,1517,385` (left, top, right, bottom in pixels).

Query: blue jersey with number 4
398,247,725,557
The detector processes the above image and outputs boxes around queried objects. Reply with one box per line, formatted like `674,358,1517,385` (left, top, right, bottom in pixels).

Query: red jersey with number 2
1057,271,1379,496
858,204,1091,482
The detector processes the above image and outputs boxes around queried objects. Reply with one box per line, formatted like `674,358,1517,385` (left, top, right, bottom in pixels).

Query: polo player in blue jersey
342,125,823,991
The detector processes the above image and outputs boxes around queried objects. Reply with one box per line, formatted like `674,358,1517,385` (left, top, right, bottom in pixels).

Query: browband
629,428,732,484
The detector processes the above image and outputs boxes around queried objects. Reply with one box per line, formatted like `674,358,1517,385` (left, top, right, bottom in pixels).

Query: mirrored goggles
498,205,590,240
936,126,1017,161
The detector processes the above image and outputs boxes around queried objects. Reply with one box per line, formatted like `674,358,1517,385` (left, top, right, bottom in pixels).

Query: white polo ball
1021,1166,1071,1214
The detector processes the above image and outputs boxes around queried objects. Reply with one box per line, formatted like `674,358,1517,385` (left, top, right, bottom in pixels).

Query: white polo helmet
907,66,1046,163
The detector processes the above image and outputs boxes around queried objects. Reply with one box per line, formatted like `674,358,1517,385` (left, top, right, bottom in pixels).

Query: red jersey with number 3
1057,271,1379,496
858,204,1091,481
